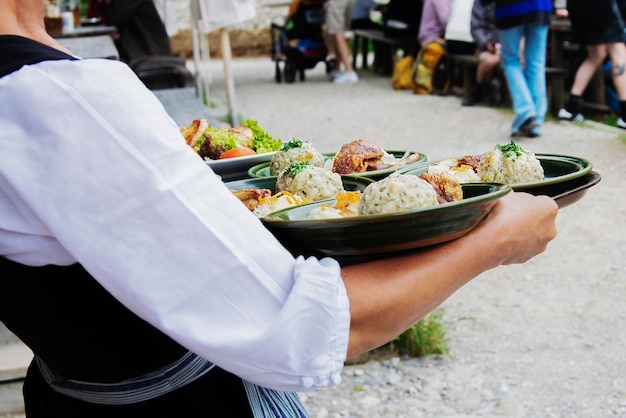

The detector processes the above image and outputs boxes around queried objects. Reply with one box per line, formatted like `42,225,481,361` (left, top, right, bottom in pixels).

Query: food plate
261,183,511,264
247,150,428,180
206,152,277,182
420,154,596,207
225,175,374,194
510,153,592,190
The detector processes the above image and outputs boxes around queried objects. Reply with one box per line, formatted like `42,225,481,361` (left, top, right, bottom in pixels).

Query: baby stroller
271,0,335,83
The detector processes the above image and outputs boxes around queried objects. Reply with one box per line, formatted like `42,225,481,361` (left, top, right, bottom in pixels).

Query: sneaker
333,71,358,84
518,116,538,135
488,77,502,104
558,108,584,122
462,85,484,107
617,118,626,129
511,130,541,139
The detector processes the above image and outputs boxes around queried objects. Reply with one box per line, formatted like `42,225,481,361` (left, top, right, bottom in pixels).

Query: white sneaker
558,108,584,122
617,118,626,129
333,71,358,84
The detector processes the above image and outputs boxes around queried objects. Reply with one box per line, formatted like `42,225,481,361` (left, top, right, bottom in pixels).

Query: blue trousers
499,23,549,135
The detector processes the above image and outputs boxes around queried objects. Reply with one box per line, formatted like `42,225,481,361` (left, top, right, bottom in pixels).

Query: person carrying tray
0,1,558,416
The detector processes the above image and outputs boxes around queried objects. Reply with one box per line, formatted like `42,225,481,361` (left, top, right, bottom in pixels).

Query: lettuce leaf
245,119,283,153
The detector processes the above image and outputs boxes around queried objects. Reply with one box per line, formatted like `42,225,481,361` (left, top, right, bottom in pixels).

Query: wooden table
56,34,119,60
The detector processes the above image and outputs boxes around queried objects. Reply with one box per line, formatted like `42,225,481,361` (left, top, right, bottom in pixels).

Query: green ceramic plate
414,154,597,209
261,183,511,263
419,153,593,189
247,150,428,180
225,176,374,195
206,151,277,182
531,171,601,208
511,154,593,190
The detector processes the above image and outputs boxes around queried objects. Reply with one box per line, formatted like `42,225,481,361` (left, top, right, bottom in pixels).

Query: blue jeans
499,23,549,135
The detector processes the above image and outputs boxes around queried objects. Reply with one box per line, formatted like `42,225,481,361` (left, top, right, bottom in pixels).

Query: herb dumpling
358,172,439,215
477,141,544,184
269,139,325,176
275,162,344,202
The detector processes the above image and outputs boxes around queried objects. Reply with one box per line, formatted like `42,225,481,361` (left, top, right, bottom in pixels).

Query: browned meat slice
457,155,482,170
180,118,209,147
419,172,463,204
332,139,385,174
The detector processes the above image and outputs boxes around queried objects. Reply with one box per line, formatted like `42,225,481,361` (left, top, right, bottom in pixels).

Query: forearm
341,231,498,357
342,192,558,358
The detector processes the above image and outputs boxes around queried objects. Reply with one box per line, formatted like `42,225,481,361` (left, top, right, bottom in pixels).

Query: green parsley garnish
495,140,527,159
285,161,310,177
283,139,304,150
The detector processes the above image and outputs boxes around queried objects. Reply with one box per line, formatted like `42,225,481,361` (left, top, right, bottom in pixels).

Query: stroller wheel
299,69,305,82
275,62,282,83
284,60,297,83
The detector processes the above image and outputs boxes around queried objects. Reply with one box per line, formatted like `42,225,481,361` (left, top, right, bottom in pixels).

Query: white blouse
0,58,350,392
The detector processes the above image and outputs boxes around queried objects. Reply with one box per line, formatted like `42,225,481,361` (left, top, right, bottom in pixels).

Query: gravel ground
201,57,626,418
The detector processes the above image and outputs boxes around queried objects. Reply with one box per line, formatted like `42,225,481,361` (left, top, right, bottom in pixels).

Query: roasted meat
419,172,463,203
180,118,210,148
332,139,390,174
231,188,272,211
457,155,482,170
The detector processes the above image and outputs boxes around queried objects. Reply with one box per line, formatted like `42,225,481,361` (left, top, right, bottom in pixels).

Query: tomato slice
220,147,256,159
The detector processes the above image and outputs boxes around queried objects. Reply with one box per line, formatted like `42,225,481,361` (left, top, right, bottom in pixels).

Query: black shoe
462,95,476,106
517,117,538,136
462,85,484,107
488,78,502,104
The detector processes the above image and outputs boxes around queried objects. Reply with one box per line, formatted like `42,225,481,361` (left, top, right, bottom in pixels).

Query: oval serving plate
261,183,511,263
247,150,428,180
550,171,601,208
423,153,594,195
206,151,277,182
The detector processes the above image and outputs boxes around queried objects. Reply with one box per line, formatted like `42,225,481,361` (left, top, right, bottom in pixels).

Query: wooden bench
351,29,418,75
449,53,568,115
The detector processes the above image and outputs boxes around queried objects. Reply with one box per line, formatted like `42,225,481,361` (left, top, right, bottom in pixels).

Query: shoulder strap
0,35,77,78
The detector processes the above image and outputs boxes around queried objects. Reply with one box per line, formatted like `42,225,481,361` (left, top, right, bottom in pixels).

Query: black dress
0,255,253,418
567,0,626,45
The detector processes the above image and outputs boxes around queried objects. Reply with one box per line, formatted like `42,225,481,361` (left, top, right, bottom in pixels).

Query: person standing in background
558,0,626,129
351,0,394,74
418,0,452,47
351,0,378,29
326,0,359,84
463,0,501,106
483,0,552,138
